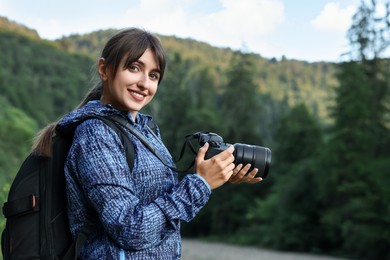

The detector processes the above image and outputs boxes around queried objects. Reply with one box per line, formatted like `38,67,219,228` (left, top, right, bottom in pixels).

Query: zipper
120,248,125,260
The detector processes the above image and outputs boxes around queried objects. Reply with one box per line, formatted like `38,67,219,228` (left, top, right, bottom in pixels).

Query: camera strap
175,132,211,161
110,115,195,173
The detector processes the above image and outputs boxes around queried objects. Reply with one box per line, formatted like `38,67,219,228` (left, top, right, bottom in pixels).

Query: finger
233,165,259,183
215,145,234,161
245,168,258,179
248,177,263,184
225,163,235,179
230,164,250,183
231,164,243,177
240,168,259,182
196,142,209,163
226,162,236,173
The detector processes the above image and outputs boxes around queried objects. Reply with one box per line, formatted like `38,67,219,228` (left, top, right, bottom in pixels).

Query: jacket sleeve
66,119,211,250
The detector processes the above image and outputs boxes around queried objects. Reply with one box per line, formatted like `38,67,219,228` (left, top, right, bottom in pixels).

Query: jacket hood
57,101,152,136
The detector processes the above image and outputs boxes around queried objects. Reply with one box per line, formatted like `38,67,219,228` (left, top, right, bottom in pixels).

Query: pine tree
345,0,390,156
319,1,390,258
220,52,263,144
244,104,324,251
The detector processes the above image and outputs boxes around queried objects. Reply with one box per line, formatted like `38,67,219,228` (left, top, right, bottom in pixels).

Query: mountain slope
57,29,337,122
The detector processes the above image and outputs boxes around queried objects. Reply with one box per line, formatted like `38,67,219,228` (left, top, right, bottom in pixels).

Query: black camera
196,132,271,179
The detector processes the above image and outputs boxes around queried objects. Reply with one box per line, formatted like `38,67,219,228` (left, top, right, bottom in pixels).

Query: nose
137,73,150,89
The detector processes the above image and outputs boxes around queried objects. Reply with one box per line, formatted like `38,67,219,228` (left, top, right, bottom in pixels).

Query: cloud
311,2,356,32
375,1,387,17
120,0,285,53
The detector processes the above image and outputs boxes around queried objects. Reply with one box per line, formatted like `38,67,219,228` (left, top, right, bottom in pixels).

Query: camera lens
233,144,272,178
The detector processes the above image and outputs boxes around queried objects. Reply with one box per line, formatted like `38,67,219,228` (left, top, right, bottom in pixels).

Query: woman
34,28,261,259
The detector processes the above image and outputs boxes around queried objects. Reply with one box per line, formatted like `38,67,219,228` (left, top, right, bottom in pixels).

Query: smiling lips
129,89,146,102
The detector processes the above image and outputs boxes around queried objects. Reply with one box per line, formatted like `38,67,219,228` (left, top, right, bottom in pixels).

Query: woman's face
100,48,161,119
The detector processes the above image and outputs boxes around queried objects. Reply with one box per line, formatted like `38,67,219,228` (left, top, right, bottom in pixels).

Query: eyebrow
135,59,161,74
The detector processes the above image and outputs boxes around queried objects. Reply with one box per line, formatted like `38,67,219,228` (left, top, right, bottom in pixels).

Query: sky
0,0,385,62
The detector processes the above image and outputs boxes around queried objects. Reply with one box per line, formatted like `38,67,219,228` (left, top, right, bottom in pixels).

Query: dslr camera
195,132,271,179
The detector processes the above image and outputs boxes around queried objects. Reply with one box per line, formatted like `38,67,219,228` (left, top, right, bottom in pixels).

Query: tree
345,0,390,156
347,0,390,61
178,66,222,135
220,52,263,144
274,104,323,167
318,1,390,258
244,104,325,252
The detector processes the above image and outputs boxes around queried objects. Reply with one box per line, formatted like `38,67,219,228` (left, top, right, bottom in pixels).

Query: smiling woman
26,27,262,259
99,49,161,118
97,29,165,118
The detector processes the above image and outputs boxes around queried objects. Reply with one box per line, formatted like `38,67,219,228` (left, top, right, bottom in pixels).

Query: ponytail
76,82,103,108
31,83,103,157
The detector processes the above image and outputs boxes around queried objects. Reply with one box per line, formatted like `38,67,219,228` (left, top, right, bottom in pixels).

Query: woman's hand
194,143,235,190
229,164,263,184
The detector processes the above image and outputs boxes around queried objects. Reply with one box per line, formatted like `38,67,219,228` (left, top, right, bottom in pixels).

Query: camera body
198,132,232,158
197,132,271,179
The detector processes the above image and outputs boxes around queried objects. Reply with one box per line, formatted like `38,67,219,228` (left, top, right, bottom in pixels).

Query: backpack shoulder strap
93,116,136,172
60,115,137,172
147,118,158,136
106,115,184,172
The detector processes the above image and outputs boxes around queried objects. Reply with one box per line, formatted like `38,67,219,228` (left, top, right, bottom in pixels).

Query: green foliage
274,104,323,166
0,96,37,183
316,157,390,259
314,62,390,259
0,30,93,127
221,52,263,143
56,29,118,60
310,2,390,258
245,160,324,252
242,104,324,252
331,62,376,159
0,96,38,236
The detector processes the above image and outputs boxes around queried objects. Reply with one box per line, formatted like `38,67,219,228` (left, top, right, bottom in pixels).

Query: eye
150,72,160,81
129,64,140,72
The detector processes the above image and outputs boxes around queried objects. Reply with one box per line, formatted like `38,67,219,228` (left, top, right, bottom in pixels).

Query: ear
98,58,108,81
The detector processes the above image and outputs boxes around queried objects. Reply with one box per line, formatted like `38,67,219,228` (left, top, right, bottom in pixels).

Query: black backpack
1,115,158,260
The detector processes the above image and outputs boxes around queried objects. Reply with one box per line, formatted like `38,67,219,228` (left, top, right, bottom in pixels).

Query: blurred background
0,0,389,259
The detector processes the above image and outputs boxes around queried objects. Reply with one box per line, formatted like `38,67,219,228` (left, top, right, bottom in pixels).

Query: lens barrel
233,144,272,178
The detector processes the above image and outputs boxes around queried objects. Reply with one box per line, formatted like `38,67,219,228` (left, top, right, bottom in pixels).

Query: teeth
131,90,144,98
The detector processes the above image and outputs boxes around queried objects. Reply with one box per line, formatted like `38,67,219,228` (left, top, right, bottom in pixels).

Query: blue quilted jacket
57,101,211,259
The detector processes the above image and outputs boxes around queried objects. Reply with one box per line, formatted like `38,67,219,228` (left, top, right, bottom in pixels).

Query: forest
1,1,389,259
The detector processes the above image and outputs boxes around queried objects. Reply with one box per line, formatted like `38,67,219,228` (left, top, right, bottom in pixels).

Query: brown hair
101,28,166,84
31,28,167,157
